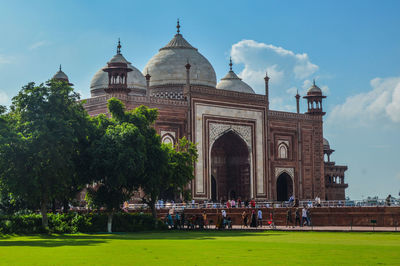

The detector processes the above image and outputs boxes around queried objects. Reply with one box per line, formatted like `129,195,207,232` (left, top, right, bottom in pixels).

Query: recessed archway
211,131,250,202
276,172,293,201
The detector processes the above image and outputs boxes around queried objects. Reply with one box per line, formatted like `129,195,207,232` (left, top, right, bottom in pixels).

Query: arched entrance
211,131,250,202
276,172,293,201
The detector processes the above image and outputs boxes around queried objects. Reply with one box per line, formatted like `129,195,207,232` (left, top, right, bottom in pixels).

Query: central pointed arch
210,130,251,202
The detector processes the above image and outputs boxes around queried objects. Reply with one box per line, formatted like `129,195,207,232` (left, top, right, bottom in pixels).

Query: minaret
264,72,270,109
184,59,192,141
295,90,300,114
303,79,326,115
145,69,151,97
103,39,133,94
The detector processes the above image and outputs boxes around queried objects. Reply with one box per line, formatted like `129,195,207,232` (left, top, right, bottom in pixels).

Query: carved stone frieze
275,167,294,178
209,122,252,149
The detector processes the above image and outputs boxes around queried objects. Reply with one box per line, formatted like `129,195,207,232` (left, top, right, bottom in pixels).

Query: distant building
55,21,348,201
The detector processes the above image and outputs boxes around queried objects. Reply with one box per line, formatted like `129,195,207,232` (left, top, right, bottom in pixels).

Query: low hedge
0,212,166,234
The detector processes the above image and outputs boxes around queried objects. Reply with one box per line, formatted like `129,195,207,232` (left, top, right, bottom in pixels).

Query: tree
86,98,147,232
141,137,198,219
0,81,91,228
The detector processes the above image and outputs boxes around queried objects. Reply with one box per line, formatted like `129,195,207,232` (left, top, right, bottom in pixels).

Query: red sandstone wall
141,207,400,227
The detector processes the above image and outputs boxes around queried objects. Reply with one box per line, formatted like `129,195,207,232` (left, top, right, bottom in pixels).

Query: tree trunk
40,200,48,229
150,200,158,229
107,213,113,233
63,199,69,214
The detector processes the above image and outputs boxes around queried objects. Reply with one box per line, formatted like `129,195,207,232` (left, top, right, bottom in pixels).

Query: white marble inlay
194,102,265,197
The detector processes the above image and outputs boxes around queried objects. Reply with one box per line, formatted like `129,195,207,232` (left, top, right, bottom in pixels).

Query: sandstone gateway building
54,22,348,202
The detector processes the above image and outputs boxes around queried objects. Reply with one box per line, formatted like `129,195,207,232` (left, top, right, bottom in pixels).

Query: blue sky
0,0,399,199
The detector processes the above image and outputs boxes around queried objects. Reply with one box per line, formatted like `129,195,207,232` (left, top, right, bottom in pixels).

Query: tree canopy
0,81,91,227
0,85,198,230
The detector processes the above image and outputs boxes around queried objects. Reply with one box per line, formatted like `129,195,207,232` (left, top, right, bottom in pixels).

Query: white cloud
386,82,400,122
29,40,48,50
328,77,400,126
0,54,13,65
230,40,319,89
0,90,9,105
230,39,328,111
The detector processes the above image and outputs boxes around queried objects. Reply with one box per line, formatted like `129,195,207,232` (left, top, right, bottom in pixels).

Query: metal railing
125,198,400,210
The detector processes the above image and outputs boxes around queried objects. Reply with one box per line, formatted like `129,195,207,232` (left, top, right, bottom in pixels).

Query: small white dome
217,70,254,94
143,33,216,88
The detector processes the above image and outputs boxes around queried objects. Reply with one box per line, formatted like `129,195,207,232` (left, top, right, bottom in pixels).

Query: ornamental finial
117,38,121,54
313,78,316,86
229,57,233,71
177,18,181,34
59,64,62,71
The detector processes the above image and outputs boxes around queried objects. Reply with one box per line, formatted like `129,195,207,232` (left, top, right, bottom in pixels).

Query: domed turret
90,40,146,97
143,20,216,91
216,58,254,94
52,65,73,85
323,138,335,162
307,79,322,95
323,138,330,151
303,79,326,115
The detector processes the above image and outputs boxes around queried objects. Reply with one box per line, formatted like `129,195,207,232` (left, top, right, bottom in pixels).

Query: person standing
306,208,312,226
286,208,293,227
202,211,208,229
222,209,227,228
257,209,263,227
181,211,186,229
175,212,181,229
301,206,308,226
241,211,248,228
386,194,392,206
288,195,294,207
191,199,195,208
251,199,256,208
315,195,321,207
250,210,257,227
294,208,301,227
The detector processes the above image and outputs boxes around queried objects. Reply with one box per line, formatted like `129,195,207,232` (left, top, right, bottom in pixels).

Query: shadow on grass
0,231,283,247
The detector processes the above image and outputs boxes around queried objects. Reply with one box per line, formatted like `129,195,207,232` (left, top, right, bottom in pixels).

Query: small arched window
161,134,174,146
278,143,288,159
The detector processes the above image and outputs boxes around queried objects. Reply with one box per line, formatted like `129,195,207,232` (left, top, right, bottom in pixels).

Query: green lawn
0,231,399,265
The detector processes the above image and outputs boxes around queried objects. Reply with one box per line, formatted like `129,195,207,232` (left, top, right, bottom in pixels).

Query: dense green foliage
0,81,91,228
0,231,399,265
0,213,164,234
87,98,198,221
0,82,198,231
87,98,148,212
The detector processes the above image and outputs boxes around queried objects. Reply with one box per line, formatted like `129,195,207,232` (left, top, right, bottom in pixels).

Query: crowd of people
285,206,312,227
164,210,210,230
161,195,319,230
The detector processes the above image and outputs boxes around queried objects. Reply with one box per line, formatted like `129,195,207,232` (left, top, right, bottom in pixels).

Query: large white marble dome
90,53,146,97
143,32,216,88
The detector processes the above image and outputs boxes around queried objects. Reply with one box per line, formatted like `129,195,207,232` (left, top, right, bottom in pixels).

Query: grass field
1,231,399,265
